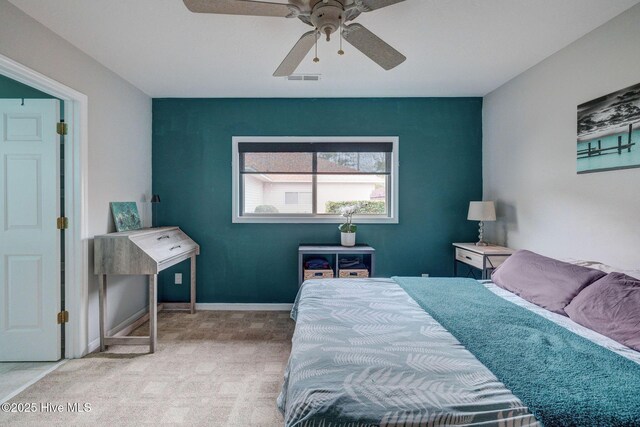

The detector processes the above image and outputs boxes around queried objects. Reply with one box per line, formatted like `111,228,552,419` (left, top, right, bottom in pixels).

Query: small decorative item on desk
110,202,142,232
467,201,496,247
339,205,357,247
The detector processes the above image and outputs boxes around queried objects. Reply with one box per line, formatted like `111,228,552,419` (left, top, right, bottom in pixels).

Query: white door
0,99,61,361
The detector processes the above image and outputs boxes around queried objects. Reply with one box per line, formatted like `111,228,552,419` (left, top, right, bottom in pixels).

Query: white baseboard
196,303,293,311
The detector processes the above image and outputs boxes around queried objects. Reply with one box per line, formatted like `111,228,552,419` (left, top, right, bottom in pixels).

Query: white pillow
564,259,640,281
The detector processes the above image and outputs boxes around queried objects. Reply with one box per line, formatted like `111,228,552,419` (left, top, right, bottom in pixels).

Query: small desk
298,244,376,286
453,243,514,280
94,227,199,353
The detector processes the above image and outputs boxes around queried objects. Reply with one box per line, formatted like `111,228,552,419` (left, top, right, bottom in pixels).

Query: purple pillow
491,250,606,315
565,272,640,352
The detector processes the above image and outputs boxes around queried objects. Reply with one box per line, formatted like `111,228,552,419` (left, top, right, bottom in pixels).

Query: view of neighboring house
243,152,387,214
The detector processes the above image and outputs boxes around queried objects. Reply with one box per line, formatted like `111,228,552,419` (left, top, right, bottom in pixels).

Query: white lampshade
467,201,496,221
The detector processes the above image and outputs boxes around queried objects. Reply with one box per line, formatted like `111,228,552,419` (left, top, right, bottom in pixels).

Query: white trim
0,360,67,404
232,136,400,224
0,54,89,359
197,303,293,311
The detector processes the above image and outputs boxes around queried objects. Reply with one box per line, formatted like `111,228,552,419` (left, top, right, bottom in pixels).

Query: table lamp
151,194,161,228
467,201,496,246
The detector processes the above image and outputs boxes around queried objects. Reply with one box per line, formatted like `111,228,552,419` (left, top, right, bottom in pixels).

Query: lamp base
476,221,488,247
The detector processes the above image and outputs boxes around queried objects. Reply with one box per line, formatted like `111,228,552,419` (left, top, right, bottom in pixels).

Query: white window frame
232,136,399,224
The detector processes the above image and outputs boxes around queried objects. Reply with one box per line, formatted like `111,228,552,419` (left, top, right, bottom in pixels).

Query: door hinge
57,217,68,230
56,121,67,136
57,310,69,324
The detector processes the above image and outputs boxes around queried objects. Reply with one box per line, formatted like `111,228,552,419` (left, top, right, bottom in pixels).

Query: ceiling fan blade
273,31,319,77
355,0,406,12
183,0,297,17
342,23,406,71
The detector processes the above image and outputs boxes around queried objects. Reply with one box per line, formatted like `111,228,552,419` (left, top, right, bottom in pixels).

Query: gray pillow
491,250,606,315
565,272,640,352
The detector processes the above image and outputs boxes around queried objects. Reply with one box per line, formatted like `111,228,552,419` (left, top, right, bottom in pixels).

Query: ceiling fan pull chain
313,30,320,63
338,21,345,55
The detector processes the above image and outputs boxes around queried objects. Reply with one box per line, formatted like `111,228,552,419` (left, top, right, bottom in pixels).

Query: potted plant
339,205,357,247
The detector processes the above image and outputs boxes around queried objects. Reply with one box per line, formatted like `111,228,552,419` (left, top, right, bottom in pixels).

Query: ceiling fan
183,0,407,77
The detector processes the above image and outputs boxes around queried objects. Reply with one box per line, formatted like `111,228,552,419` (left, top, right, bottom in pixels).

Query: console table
298,244,376,286
94,227,199,353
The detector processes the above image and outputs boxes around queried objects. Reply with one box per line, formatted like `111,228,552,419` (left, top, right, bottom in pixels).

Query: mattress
278,278,640,427
279,278,537,426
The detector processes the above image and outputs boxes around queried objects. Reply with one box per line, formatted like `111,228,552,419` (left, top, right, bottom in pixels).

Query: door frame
0,53,89,359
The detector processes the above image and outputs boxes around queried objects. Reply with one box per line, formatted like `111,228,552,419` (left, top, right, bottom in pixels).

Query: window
232,137,399,223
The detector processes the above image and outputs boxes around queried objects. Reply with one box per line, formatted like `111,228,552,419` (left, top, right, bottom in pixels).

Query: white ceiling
9,0,639,97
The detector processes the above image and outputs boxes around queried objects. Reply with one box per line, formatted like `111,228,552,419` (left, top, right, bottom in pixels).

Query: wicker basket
304,269,334,280
339,269,369,278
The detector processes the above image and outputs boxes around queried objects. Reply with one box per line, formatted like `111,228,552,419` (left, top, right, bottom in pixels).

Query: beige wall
0,1,152,351
483,4,640,269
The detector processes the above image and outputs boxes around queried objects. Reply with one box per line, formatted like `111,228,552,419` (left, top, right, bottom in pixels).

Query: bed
277,277,640,427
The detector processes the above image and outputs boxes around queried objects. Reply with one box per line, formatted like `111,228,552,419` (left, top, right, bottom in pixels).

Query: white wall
243,175,264,213
264,182,313,213
483,3,640,269
0,1,152,351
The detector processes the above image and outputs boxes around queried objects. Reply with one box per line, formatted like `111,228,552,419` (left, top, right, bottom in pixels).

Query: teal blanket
393,277,640,427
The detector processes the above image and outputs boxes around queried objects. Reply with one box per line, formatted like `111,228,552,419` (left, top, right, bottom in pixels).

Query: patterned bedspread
277,278,540,427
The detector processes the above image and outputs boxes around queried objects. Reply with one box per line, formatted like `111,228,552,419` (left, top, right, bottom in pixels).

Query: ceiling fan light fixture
324,28,332,41
310,0,343,42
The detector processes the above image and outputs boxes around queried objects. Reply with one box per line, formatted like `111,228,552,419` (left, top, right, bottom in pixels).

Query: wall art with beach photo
577,82,640,174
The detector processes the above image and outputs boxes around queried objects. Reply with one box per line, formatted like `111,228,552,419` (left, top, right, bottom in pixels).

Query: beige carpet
0,310,294,426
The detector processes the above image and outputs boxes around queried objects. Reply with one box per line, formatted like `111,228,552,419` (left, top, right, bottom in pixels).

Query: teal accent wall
0,74,50,98
152,98,482,304
0,74,63,118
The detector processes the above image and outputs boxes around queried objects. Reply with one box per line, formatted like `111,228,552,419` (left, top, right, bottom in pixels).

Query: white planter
341,232,356,247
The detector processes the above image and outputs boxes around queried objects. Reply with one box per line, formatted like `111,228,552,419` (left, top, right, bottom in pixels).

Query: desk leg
453,248,458,277
99,274,107,352
190,255,196,314
149,274,157,353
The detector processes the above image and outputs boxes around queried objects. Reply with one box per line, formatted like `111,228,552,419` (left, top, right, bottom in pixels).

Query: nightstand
452,243,514,280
